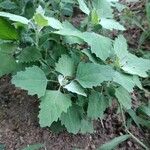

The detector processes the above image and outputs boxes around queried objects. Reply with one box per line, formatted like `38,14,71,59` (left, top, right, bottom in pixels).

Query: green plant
0,0,150,148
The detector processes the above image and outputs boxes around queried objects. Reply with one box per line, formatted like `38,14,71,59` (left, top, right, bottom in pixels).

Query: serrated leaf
76,62,113,88
18,47,42,63
0,18,19,40
100,18,125,31
87,91,107,119
111,2,127,12
113,71,137,92
77,0,90,15
82,49,98,64
97,134,130,150
77,95,87,107
60,105,83,134
114,35,150,77
80,119,94,133
55,55,75,77
0,12,29,24
77,62,137,92
114,35,128,59
0,42,17,54
92,0,113,18
115,87,131,109
0,0,17,10
82,32,113,61
12,66,47,98
64,80,87,97
121,53,150,78
39,90,71,127
55,22,113,61
0,53,17,77
133,76,142,89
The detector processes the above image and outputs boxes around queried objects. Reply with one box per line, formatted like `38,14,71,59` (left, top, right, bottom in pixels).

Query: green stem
120,105,149,150
35,29,40,48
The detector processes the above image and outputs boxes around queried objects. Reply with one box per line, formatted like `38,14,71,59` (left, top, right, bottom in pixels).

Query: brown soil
0,77,149,150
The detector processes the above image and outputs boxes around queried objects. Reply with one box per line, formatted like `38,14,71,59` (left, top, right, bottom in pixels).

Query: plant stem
120,105,149,150
35,29,40,48
125,129,149,150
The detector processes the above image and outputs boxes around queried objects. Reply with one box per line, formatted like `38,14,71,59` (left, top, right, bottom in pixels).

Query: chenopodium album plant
0,0,150,134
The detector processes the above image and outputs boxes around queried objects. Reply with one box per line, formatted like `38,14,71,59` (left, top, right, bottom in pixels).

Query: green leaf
50,120,66,133
34,6,62,29
17,47,42,63
87,91,107,119
146,1,150,24
46,17,63,29
114,35,128,59
63,36,84,45
136,116,150,128
39,90,71,127
100,18,125,31
0,42,17,54
138,105,150,117
76,62,138,92
82,32,113,61
60,105,83,134
55,22,113,61
115,87,131,109
0,18,19,40
0,53,17,77
34,13,48,27
90,9,100,25
34,5,48,27
127,109,141,128
121,53,150,78
76,62,113,88
64,81,87,97
77,0,90,15
111,2,127,12
113,71,138,92
0,143,5,150
76,62,140,92
0,0,17,10
54,21,82,36
0,12,29,24
12,66,47,98
22,144,44,150
92,0,113,18
55,55,75,77
80,119,94,133
114,35,150,77
82,49,98,64
97,134,130,150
